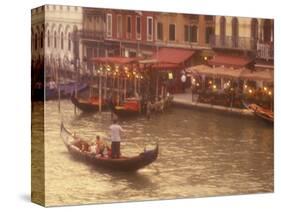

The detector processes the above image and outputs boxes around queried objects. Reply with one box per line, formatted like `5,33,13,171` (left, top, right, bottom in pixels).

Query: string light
263,87,268,91
249,89,253,94
268,91,272,96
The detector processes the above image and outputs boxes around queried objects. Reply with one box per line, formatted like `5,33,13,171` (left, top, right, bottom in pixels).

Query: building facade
210,16,274,70
31,5,83,70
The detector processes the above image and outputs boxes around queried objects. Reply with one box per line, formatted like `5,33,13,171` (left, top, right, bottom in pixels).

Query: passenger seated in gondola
95,135,106,156
73,139,89,152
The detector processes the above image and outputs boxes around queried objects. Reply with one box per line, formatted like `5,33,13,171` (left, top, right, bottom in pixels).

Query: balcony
210,35,255,51
256,42,274,60
79,30,106,40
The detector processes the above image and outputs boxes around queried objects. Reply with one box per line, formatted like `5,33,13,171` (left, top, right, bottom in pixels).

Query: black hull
113,109,140,118
61,123,158,172
71,95,101,113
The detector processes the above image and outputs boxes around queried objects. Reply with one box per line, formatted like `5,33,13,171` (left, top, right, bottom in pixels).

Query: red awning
208,55,253,68
91,56,139,65
151,48,195,65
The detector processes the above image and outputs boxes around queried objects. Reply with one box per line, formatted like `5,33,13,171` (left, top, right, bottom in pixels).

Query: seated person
95,135,106,156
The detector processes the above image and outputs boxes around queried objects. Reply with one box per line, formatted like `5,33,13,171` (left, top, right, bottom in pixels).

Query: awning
190,65,244,78
90,56,139,65
146,48,194,70
190,65,273,82
151,47,195,65
240,70,273,82
208,55,253,68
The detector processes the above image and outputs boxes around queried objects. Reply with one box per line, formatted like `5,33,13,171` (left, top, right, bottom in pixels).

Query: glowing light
209,80,213,85
97,70,100,74
204,56,208,61
133,71,136,75
244,85,248,89
192,78,196,83
140,76,143,79
249,89,253,94
196,83,200,87
263,87,268,91
213,85,217,89
230,88,234,91
268,91,272,96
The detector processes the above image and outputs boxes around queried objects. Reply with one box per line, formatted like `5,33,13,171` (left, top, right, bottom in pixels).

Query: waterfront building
210,16,274,71
31,5,83,78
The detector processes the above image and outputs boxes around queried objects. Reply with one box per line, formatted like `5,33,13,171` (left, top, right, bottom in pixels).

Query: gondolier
109,119,125,158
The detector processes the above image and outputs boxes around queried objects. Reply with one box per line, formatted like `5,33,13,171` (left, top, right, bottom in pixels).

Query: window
127,16,132,38
169,24,176,41
205,26,214,44
54,31,57,48
191,25,198,42
34,33,37,50
251,18,258,41
68,33,71,51
220,16,226,44
232,17,238,47
40,31,44,48
136,16,141,40
157,22,163,40
147,17,153,41
61,32,64,50
184,25,198,43
106,14,112,37
184,25,189,42
117,15,122,38
47,30,50,47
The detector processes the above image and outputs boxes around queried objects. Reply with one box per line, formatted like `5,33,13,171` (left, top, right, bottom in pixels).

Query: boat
242,101,274,124
112,99,141,117
71,94,108,113
46,82,88,100
60,123,159,171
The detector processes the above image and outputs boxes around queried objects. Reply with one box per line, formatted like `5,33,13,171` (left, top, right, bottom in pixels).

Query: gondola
46,82,88,100
60,123,159,171
71,94,109,113
242,101,274,124
112,99,141,117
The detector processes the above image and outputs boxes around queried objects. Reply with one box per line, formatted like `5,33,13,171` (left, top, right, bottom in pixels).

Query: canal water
39,100,273,206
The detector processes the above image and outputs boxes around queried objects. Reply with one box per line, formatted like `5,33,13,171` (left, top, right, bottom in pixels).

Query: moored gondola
71,94,109,113
46,82,88,100
60,123,158,171
112,99,141,117
242,101,273,124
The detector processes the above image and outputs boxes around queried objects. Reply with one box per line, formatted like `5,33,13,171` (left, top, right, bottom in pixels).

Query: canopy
190,65,243,78
152,47,195,64
150,47,195,69
208,55,253,68
240,69,274,82
190,65,273,82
